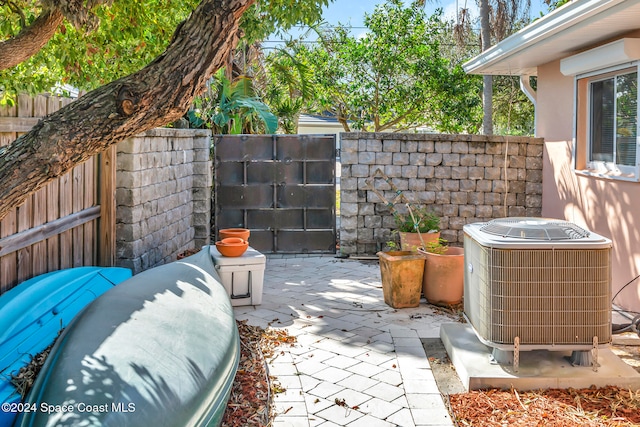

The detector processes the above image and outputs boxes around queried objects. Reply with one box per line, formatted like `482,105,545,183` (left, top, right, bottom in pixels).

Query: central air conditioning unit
463,217,612,369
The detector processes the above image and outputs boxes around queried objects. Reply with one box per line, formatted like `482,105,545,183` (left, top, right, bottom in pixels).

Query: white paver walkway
233,255,458,427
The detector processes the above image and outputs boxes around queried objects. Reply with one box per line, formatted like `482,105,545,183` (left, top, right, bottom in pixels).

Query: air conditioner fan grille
480,217,590,240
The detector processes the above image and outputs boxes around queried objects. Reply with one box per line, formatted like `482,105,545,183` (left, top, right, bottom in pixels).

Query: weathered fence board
0,207,101,257
98,146,117,266
0,94,115,294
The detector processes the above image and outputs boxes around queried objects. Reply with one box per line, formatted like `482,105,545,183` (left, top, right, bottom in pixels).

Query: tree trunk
336,108,351,132
482,75,493,135
0,9,64,71
479,0,493,136
0,0,254,221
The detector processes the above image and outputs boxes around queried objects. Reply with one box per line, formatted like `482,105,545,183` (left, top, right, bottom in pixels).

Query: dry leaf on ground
221,320,296,427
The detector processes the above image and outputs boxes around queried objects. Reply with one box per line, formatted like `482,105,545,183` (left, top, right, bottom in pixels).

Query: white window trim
572,62,640,182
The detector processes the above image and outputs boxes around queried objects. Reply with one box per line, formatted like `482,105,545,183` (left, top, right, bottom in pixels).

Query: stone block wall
115,128,212,273
339,132,544,255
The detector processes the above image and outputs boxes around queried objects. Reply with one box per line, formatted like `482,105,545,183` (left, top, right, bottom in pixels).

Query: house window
575,65,640,180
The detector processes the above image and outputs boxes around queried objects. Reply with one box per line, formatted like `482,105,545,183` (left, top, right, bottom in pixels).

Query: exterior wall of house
339,132,543,254
297,116,345,151
297,123,345,137
537,58,640,313
115,129,212,274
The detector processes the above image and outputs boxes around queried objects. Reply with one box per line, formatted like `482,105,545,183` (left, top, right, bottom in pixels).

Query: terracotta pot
377,251,425,309
215,238,249,257
399,231,440,252
417,246,464,306
219,228,250,241
220,237,244,244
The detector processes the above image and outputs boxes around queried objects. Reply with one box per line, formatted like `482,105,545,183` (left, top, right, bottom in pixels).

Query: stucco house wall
464,0,640,314
535,53,640,312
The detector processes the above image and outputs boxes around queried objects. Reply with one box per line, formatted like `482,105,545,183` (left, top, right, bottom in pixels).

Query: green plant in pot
402,204,463,307
419,238,449,255
393,204,440,252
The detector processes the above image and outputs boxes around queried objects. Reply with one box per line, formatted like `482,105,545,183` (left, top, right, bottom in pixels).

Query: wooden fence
0,94,116,294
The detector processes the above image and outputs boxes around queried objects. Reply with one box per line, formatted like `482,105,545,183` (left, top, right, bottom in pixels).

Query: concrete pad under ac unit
441,322,640,392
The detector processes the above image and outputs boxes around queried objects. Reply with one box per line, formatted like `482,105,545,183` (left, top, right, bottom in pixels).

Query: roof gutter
519,74,536,105
519,74,537,135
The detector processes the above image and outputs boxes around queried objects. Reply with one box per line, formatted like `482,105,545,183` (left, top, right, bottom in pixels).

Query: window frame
573,62,640,181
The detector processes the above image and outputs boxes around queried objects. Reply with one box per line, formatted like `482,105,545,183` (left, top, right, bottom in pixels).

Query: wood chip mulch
221,320,296,427
448,386,640,426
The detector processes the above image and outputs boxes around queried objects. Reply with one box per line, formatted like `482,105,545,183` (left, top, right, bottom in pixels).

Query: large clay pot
377,251,425,309
399,231,440,252
418,246,464,306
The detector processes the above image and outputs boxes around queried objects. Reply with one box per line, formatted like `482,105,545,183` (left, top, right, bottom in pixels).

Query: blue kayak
0,267,132,427
16,247,240,427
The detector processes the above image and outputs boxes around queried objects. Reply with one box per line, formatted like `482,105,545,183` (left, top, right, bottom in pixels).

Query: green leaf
281,1,483,133
0,0,331,101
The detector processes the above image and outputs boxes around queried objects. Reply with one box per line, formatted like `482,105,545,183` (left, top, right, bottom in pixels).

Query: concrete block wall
339,132,544,255
115,128,212,273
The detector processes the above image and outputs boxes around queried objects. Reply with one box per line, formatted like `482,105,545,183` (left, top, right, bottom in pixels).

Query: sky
320,0,550,26
265,0,550,47
321,0,465,26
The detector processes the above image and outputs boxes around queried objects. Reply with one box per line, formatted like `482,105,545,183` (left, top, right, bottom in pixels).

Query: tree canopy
276,0,482,133
0,0,331,220
259,41,315,133
0,0,330,103
188,69,278,134
0,0,542,221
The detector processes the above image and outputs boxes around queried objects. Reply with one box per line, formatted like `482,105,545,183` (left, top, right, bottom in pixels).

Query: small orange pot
219,228,250,241
220,237,245,244
215,238,249,257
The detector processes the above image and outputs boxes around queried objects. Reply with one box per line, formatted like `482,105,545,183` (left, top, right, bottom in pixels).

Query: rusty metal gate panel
214,134,336,254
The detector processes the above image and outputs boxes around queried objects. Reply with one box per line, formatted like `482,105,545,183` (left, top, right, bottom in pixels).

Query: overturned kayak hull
16,247,239,427
0,267,132,427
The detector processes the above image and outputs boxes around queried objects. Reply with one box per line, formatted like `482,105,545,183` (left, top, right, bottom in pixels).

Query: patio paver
233,255,457,427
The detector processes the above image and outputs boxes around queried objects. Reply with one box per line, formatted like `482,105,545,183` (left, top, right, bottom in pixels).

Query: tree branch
0,8,64,71
0,0,255,221
377,106,418,132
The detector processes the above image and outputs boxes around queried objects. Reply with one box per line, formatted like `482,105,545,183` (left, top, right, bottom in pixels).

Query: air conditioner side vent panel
464,223,612,350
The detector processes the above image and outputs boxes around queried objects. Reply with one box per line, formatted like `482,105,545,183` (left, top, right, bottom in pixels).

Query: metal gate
214,134,336,254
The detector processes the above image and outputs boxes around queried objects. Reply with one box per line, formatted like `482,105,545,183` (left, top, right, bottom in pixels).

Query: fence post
99,145,117,266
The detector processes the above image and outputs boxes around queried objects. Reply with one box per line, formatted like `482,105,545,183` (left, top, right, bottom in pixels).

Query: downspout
519,74,537,136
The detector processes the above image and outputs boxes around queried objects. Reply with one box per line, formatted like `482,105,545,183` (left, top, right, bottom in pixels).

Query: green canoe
16,247,239,427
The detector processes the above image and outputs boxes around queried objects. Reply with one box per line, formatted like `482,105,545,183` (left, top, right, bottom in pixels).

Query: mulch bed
221,320,296,427
448,386,640,426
